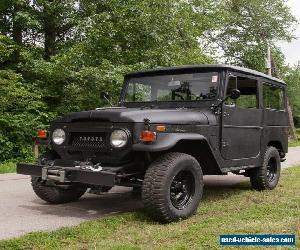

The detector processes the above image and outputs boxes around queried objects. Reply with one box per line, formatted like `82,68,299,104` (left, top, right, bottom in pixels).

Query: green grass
289,140,300,147
0,162,16,174
0,167,299,250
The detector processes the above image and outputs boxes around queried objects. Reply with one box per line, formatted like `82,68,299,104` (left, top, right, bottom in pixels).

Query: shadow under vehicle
17,65,288,222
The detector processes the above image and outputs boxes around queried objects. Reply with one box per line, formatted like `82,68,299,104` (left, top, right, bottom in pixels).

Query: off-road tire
142,152,203,222
249,146,281,190
31,151,86,204
31,177,87,204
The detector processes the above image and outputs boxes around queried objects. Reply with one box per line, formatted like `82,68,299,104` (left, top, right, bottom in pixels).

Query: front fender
132,133,207,152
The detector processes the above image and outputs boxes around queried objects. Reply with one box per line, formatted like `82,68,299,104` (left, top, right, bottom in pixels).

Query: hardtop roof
126,64,286,85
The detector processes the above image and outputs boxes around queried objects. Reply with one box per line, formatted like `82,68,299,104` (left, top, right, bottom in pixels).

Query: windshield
124,72,219,102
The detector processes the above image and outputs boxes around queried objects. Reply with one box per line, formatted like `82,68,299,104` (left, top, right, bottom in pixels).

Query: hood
56,107,211,125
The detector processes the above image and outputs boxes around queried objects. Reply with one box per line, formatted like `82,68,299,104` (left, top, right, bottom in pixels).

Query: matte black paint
17,65,288,186
57,108,210,125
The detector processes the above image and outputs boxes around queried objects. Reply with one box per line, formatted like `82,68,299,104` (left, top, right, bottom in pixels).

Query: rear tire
31,177,87,204
249,146,281,190
142,152,203,222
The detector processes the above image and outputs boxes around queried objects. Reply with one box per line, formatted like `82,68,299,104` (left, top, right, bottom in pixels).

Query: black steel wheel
250,146,281,190
170,170,195,210
142,152,203,223
266,157,277,183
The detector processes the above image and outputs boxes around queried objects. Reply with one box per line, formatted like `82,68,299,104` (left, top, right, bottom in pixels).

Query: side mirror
100,91,113,106
211,88,240,113
230,89,240,100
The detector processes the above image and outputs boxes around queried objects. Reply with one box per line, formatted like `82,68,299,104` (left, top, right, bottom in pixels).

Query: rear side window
263,84,285,110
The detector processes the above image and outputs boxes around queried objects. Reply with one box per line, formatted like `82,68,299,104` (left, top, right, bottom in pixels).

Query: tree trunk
12,3,22,45
43,3,56,60
12,22,22,45
268,47,297,142
11,2,23,63
44,24,56,60
287,99,297,141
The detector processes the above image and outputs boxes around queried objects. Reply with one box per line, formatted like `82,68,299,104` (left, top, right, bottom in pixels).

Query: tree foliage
210,0,296,72
285,65,300,124
0,0,297,161
0,69,53,160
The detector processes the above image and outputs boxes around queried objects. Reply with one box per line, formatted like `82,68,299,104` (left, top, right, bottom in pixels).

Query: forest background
1,0,300,163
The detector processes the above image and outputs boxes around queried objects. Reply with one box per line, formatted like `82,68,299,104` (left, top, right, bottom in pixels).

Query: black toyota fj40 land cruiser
17,65,288,222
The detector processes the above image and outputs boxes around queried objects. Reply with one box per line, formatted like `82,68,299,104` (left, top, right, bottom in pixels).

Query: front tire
31,177,87,204
31,151,87,204
249,146,281,190
142,152,203,223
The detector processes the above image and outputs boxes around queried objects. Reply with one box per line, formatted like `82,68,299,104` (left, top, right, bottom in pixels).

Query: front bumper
17,163,116,186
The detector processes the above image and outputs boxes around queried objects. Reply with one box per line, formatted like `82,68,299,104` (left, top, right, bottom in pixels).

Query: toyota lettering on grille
79,136,103,142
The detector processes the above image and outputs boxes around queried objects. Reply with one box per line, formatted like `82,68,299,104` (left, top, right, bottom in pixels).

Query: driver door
221,73,263,160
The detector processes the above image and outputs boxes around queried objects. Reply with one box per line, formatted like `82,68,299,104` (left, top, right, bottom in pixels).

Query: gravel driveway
0,147,299,240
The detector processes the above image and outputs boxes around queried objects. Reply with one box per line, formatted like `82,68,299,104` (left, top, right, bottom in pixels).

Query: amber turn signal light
38,130,47,139
140,130,157,142
156,125,166,132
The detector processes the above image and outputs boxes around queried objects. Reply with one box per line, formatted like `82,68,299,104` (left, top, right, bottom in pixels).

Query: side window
263,84,285,110
226,75,258,109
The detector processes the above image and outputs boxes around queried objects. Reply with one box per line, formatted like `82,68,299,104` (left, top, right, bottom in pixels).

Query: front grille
70,132,107,150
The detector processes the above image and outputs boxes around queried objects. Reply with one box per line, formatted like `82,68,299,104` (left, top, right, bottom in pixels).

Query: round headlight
110,130,128,148
52,129,66,145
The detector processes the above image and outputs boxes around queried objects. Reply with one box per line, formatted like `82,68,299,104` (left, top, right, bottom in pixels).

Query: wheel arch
169,139,222,175
133,133,222,175
267,141,285,157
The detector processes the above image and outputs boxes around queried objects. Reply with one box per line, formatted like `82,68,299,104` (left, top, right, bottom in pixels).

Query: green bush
0,70,55,162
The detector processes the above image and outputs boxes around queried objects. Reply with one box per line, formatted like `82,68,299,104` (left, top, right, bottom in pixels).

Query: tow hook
74,162,103,172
